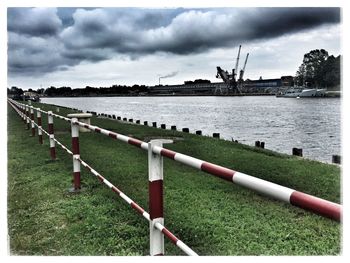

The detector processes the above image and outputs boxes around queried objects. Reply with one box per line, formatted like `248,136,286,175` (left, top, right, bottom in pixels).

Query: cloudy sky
7,7,341,89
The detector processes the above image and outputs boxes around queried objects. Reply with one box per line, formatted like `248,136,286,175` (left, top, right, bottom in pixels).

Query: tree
303,49,328,87
295,63,306,86
37,88,45,95
9,86,23,95
322,55,340,88
44,86,57,96
295,49,341,88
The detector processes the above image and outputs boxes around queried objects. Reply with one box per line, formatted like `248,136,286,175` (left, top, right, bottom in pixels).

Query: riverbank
28,91,342,98
7,102,341,255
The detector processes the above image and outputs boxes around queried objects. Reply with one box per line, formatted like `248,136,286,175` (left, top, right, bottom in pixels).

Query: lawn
7,101,341,255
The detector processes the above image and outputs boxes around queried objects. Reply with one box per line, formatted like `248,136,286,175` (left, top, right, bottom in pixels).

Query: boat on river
276,87,326,98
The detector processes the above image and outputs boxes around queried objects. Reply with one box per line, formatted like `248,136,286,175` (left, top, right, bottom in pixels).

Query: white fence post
25,105,30,130
48,111,56,160
37,108,43,144
71,117,81,191
148,140,164,256
20,104,25,123
30,106,35,136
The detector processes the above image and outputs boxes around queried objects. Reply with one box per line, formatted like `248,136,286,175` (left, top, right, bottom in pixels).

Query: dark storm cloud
60,7,340,55
8,7,340,76
234,8,340,41
7,8,62,36
7,32,76,75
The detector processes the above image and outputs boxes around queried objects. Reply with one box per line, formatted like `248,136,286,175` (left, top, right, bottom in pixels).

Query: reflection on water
42,96,341,163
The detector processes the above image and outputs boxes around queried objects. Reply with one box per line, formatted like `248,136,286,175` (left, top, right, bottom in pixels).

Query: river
41,96,341,163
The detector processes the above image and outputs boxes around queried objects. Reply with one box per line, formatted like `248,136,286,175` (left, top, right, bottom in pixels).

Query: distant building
244,78,282,88
23,91,40,101
281,76,294,87
23,91,39,97
148,76,294,95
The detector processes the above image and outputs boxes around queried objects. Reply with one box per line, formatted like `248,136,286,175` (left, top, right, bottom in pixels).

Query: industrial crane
216,44,249,94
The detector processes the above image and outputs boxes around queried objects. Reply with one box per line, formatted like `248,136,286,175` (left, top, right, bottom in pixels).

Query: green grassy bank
7,101,341,255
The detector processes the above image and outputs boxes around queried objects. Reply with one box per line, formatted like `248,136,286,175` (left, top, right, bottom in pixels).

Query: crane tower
215,45,249,94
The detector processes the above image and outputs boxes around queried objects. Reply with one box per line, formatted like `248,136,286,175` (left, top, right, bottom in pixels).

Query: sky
7,7,341,90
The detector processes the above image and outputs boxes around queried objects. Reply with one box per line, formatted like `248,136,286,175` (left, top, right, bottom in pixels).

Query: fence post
21,104,25,122
48,111,56,160
18,103,23,121
17,103,22,121
148,140,164,256
71,117,81,191
30,106,35,136
37,108,43,144
26,105,30,130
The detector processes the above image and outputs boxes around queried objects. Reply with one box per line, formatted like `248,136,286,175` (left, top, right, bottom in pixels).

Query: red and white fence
8,99,342,255
49,105,341,221
8,99,197,256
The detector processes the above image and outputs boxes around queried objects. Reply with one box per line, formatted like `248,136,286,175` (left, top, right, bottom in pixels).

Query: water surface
42,96,341,163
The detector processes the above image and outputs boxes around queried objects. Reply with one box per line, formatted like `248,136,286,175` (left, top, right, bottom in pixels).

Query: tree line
295,49,341,89
7,84,149,97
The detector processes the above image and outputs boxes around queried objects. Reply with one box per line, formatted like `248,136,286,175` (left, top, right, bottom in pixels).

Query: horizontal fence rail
8,99,197,256
9,99,342,221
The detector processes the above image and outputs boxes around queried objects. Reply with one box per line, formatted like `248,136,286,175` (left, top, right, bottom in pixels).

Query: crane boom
234,45,241,78
242,53,249,72
239,53,249,80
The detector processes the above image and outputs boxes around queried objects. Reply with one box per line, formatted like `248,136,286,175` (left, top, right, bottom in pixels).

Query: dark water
42,96,341,163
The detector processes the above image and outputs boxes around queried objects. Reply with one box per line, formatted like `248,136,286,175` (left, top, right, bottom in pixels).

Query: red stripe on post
84,124,89,129
72,137,80,155
31,113,35,136
201,162,235,182
161,227,179,244
95,128,101,133
38,117,42,126
109,132,117,139
131,202,145,215
73,171,81,189
48,123,54,134
128,138,142,147
50,147,56,160
290,191,341,221
149,180,163,219
160,148,176,159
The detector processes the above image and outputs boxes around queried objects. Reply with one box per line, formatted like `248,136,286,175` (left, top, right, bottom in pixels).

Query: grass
7,101,341,255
